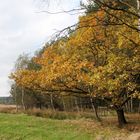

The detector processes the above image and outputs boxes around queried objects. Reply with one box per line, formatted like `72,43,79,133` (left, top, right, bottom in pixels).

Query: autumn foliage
10,1,140,126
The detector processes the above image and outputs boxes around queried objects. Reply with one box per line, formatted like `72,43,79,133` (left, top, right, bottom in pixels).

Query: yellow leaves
10,5,140,109
127,82,137,92
10,70,35,88
79,10,105,28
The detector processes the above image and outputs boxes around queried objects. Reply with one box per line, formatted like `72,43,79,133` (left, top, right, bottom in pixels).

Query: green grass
0,113,95,140
0,113,129,140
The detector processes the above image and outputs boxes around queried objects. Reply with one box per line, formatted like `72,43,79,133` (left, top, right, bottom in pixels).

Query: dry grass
63,119,130,139
125,113,140,132
101,113,140,132
0,104,16,108
24,108,140,134
0,105,140,133
0,107,140,139
0,104,17,113
25,108,97,120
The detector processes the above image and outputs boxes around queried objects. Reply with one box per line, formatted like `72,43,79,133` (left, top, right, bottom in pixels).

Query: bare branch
36,8,85,15
94,0,140,18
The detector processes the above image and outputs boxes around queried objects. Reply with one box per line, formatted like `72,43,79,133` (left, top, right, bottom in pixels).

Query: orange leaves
78,10,105,28
10,70,36,88
10,10,106,93
10,3,140,110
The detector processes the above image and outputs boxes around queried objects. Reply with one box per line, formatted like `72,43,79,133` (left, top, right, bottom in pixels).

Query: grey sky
0,0,81,96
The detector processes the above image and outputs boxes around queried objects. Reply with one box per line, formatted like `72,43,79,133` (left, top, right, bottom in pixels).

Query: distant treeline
0,97,14,105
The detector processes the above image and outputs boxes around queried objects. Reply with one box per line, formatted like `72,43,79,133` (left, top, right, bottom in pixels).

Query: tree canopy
10,0,140,126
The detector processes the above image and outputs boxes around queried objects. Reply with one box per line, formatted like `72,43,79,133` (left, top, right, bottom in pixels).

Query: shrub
25,109,96,120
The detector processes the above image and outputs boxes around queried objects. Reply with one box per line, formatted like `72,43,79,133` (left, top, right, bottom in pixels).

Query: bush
25,109,96,120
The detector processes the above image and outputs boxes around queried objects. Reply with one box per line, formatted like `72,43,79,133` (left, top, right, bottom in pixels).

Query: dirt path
128,133,140,140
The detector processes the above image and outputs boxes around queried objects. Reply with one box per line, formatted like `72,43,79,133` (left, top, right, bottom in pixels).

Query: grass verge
0,113,130,140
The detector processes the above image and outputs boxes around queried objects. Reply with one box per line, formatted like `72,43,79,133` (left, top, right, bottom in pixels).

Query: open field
0,113,136,140
0,104,140,139
0,104,16,113
0,104,16,109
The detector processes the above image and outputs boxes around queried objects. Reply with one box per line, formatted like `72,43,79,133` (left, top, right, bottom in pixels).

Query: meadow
0,112,131,140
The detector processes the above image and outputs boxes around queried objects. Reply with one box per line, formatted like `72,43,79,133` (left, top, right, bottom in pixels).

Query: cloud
0,0,80,96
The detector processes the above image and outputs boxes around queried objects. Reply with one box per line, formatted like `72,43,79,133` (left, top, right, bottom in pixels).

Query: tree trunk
75,98,79,113
14,85,18,112
137,0,140,30
130,97,133,113
70,96,74,111
62,96,66,111
138,101,140,113
116,109,127,127
50,94,55,111
21,87,25,110
79,97,83,112
90,97,101,121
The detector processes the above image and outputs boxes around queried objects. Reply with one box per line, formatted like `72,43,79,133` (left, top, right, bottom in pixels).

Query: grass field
0,113,131,140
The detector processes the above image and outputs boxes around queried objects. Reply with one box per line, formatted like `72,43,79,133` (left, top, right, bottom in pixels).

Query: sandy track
128,133,140,140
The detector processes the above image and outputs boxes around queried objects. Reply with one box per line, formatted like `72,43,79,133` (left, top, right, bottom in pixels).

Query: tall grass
25,108,97,120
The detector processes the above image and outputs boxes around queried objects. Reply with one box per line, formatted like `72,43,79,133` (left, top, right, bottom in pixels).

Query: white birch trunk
21,87,25,110
137,0,140,30
14,85,18,112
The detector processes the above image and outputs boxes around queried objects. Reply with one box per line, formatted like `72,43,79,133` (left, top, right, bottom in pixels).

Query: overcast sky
0,0,81,96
